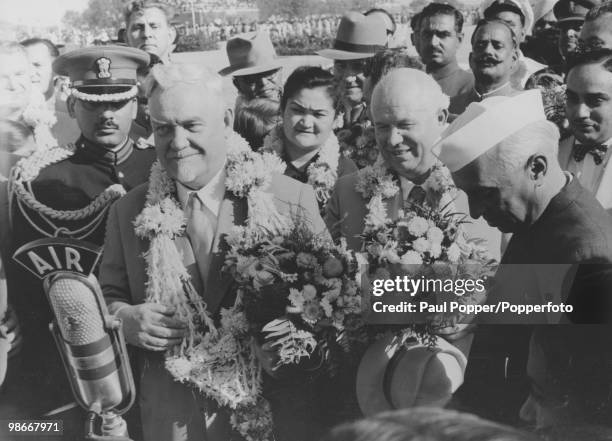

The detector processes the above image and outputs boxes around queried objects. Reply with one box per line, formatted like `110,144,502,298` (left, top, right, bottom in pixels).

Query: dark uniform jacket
2,136,156,419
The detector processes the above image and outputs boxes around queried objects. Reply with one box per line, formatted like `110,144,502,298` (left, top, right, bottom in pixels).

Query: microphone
45,273,136,441
13,238,135,441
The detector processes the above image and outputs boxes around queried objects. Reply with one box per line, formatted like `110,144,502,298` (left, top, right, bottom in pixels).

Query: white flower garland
355,157,457,230
134,131,288,440
262,124,340,209
21,89,58,152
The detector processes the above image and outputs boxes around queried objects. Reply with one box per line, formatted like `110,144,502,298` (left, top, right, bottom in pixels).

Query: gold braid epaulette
9,144,127,238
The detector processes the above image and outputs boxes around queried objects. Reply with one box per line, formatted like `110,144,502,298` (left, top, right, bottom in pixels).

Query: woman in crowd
262,65,357,214
233,98,281,151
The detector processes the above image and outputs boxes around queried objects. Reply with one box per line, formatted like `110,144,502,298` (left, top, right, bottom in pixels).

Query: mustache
475,55,501,65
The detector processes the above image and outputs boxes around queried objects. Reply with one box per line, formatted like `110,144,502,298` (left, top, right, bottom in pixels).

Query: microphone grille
48,277,106,345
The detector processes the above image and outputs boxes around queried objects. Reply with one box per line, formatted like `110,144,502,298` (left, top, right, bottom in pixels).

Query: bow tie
573,142,609,165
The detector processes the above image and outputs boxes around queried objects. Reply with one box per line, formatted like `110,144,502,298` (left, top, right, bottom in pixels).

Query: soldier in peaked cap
1,46,155,436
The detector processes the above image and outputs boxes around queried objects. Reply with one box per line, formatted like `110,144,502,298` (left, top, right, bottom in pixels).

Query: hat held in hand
317,11,387,60
219,31,282,77
356,334,467,416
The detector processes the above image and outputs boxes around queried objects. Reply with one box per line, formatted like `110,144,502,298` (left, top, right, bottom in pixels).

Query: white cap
482,0,535,35
435,89,545,172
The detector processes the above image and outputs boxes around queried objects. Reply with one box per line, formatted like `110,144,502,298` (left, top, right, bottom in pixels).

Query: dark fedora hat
219,31,282,77
317,11,387,60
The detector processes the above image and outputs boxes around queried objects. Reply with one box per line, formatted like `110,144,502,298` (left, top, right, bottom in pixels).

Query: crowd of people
2,0,612,441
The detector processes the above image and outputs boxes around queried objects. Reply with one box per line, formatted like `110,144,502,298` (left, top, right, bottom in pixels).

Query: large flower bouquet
223,218,364,374
357,161,497,342
336,120,379,169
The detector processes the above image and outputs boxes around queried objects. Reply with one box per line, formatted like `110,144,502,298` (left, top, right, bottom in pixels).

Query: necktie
404,185,427,209
185,192,217,292
573,142,609,165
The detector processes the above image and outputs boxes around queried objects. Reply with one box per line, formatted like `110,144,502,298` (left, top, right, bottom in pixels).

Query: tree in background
63,0,125,31
256,0,377,20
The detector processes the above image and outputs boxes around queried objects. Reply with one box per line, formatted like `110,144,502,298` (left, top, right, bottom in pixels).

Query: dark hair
366,48,425,91
484,2,526,26
233,98,281,151
124,0,174,25
365,8,397,35
419,3,465,34
585,1,612,22
471,19,518,49
322,408,539,441
19,38,59,58
280,66,337,112
566,47,612,73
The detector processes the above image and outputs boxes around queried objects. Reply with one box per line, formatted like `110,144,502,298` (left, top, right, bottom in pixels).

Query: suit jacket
496,177,612,421
325,172,501,261
99,173,326,441
558,135,612,210
494,176,612,323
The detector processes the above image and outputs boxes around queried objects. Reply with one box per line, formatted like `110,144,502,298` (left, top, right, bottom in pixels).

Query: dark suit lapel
205,192,247,314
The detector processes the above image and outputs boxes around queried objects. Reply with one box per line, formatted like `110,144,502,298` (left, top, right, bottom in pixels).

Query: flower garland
336,119,379,169
355,157,457,230
133,131,288,440
262,124,340,211
21,89,58,152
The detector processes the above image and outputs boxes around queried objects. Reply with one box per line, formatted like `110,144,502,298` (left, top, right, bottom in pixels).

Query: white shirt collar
176,166,226,217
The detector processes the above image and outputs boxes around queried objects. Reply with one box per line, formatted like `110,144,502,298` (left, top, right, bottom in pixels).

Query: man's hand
116,304,188,351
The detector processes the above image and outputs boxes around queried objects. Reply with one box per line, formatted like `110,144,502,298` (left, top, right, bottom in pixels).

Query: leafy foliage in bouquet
336,120,379,169
223,217,364,374
361,201,497,344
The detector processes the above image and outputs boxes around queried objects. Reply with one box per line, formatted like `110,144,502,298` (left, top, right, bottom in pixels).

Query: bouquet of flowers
359,166,497,342
223,218,364,373
336,121,379,169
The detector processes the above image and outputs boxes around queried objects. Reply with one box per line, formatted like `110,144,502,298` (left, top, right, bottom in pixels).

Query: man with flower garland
98,63,326,441
436,90,612,423
326,68,500,260
2,46,156,436
325,68,502,416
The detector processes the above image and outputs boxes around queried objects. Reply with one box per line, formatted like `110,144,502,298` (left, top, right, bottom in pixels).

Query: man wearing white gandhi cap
435,89,612,421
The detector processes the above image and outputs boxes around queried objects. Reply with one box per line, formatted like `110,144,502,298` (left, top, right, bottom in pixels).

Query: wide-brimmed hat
317,12,387,60
356,334,468,416
219,31,282,77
